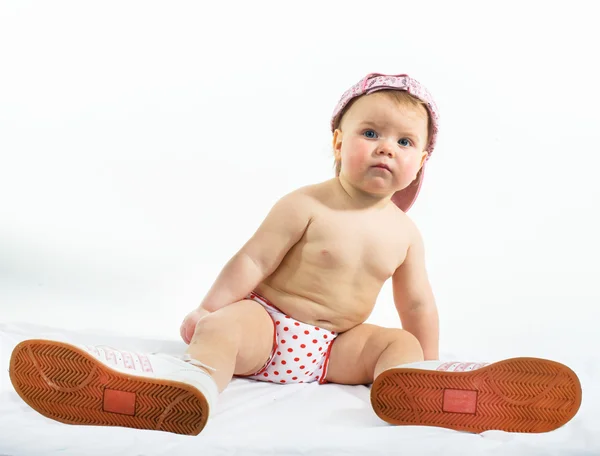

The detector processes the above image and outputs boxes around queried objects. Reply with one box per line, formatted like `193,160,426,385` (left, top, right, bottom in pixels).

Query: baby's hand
180,308,211,344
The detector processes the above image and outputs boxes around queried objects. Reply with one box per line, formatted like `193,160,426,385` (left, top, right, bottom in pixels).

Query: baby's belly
254,270,381,333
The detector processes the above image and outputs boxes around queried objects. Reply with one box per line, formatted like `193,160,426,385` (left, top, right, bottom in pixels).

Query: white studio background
1,1,598,366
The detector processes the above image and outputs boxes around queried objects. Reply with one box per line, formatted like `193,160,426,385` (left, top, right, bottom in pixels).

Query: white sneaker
371,357,582,433
9,338,219,435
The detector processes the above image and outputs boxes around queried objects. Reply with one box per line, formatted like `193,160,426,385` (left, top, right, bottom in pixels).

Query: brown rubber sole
9,339,209,435
371,357,582,433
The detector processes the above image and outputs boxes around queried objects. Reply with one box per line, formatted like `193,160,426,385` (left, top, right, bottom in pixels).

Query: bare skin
183,92,439,392
185,179,432,391
255,179,411,334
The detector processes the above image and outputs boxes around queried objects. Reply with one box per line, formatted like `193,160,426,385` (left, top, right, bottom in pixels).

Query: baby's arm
392,220,439,360
198,191,313,313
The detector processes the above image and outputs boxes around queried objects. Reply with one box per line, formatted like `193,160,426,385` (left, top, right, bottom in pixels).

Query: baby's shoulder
396,211,424,248
285,181,330,208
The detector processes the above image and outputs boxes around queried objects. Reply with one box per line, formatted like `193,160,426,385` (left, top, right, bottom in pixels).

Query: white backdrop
1,0,598,366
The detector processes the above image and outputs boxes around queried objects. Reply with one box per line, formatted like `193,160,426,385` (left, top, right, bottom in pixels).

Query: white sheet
1,321,599,456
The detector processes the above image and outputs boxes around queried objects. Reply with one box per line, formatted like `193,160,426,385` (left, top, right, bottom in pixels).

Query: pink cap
331,73,439,212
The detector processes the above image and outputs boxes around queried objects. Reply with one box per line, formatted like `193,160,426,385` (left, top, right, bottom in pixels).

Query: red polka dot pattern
242,291,338,385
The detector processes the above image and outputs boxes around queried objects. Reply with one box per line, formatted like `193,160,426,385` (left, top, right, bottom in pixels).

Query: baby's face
334,92,429,198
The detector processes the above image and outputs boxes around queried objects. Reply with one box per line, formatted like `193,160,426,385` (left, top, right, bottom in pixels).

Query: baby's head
330,74,439,211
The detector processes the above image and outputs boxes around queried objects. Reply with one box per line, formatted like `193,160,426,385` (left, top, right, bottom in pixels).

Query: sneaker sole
9,339,210,435
370,357,582,433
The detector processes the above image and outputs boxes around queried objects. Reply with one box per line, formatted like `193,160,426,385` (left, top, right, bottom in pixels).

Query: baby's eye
398,138,412,147
363,130,378,139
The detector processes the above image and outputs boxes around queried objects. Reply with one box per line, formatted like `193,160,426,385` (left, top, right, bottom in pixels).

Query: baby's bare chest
297,212,409,280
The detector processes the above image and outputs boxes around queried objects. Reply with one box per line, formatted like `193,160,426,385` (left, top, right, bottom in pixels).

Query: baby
9,73,582,436
179,72,440,393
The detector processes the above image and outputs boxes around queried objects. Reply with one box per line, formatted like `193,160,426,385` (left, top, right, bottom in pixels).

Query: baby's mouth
372,165,391,172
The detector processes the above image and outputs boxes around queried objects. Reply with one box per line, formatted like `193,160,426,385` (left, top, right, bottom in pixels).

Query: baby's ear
332,129,343,160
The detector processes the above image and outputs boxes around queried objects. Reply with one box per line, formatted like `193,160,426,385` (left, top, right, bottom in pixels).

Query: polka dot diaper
239,291,337,384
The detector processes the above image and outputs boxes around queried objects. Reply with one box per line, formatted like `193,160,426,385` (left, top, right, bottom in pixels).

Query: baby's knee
193,311,240,345
386,328,424,361
192,299,270,346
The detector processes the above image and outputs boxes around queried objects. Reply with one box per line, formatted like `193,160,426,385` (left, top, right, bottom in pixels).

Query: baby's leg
324,324,423,384
186,299,274,392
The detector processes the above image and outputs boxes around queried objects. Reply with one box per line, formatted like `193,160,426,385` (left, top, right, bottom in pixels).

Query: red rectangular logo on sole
103,389,136,416
443,389,477,414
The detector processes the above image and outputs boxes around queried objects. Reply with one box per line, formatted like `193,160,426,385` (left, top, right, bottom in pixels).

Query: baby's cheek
346,149,369,171
398,155,422,181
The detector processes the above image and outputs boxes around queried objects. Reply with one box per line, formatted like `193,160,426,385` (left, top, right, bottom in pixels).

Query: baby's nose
377,140,396,157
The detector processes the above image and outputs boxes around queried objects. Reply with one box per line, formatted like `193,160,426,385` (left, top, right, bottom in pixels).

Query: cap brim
391,164,426,212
